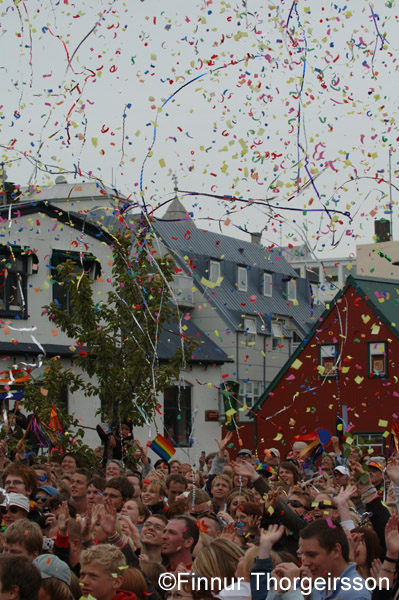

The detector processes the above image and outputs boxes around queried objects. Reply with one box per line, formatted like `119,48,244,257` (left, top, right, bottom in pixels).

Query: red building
236,275,399,457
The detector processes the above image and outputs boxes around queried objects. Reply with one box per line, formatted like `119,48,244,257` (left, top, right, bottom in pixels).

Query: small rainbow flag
149,434,176,462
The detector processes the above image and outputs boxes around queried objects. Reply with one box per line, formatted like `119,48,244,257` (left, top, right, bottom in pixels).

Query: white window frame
368,341,387,377
320,344,338,377
271,321,283,350
243,317,256,346
287,279,297,301
239,380,261,410
262,272,272,297
209,260,221,284
237,266,248,291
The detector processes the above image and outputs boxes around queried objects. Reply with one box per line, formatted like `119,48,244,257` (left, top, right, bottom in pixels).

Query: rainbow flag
149,434,176,462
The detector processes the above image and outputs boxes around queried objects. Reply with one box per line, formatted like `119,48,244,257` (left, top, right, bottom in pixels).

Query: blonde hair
81,544,126,576
142,479,166,498
211,474,232,489
192,538,244,589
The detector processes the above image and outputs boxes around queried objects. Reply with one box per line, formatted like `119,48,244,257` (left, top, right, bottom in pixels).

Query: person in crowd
33,553,74,600
165,474,187,505
87,476,107,505
80,544,137,600
106,460,125,480
162,516,200,572
0,492,30,528
0,553,42,600
3,519,43,559
210,474,232,513
139,514,167,563
61,453,82,475
121,498,150,525
142,479,166,515
70,468,90,515
104,477,134,512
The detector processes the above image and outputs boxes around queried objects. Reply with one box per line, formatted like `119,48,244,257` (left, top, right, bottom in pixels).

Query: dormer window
243,317,256,345
368,341,387,377
238,266,247,291
287,279,297,301
209,260,221,285
262,272,272,297
319,344,338,377
271,321,283,350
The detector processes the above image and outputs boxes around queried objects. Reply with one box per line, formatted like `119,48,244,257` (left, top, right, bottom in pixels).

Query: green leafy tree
41,223,194,450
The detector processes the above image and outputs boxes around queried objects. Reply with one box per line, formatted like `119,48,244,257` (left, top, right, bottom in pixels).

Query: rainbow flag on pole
150,434,176,462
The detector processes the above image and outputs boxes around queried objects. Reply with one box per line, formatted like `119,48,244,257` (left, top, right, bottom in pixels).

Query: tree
41,220,195,446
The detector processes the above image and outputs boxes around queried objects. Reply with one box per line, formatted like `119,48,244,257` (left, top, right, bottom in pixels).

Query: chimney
374,219,391,243
251,232,262,245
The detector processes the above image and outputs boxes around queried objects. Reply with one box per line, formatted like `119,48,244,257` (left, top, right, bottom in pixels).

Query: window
271,321,283,350
293,267,302,277
291,331,302,351
325,266,339,285
239,380,261,410
0,247,34,318
237,266,248,291
209,260,221,284
262,272,273,297
243,317,256,346
368,341,387,377
353,432,385,456
164,385,192,447
287,279,297,301
319,344,338,377
51,251,100,313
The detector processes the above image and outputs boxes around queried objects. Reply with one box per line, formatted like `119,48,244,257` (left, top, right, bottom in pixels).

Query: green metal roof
250,274,399,415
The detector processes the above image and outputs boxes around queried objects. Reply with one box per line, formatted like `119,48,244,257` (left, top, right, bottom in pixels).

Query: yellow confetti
291,359,303,370
378,419,388,427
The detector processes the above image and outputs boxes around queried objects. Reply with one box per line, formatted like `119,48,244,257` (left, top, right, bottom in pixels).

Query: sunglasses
190,510,209,518
35,496,48,503
287,500,306,509
311,501,337,510
0,506,23,515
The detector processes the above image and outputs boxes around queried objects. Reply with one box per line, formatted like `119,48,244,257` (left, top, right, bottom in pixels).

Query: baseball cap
237,448,253,459
5,493,30,512
33,554,71,585
368,461,384,472
38,485,59,497
333,466,349,477
268,448,280,458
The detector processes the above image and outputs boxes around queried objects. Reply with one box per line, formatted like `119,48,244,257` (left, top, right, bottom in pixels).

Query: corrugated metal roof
158,319,231,363
153,220,323,335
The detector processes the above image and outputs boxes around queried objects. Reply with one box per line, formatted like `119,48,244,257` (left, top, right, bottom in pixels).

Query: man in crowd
0,554,41,600
166,473,187,505
162,516,199,572
139,514,167,563
104,477,133,512
3,519,43,560
80,544,136,600
70,468,90,516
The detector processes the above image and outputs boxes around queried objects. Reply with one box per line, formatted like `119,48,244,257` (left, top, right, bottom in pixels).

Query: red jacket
113,592,137,600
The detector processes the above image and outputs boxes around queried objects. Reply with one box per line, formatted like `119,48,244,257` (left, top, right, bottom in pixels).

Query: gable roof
250,274,399,415
19,181,123,204
0,201,115,245
152,218,323,335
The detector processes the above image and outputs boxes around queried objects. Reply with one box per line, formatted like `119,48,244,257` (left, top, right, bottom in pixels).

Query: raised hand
220,521,237,541
335,484,357,507
258,524,285,559
57,501,69,536
272,562,301,593
99,499,117,537
231,459,258,482
386,458,399,486
385,515,399,559
215,431,233,459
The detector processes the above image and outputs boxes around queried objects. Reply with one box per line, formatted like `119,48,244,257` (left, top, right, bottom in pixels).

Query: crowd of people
0,414,399,600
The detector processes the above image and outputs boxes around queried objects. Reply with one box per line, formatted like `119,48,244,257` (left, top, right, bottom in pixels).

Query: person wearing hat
264,447,280,468
236,448,253,462
367,458,385,496
0,492,30,528
35,485,59,510
333,465,350,491
33,553,74,600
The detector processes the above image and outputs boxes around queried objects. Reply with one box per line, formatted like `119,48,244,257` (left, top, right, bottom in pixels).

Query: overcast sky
0,0,398,258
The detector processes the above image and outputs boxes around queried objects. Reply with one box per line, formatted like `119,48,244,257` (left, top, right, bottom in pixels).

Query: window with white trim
287,279,297,301
243,317,256,346
262,272,272,297
368,341,387,377
238,266,248,291
209,260,221,284
319,344,338,377
271,321,283,350
239,380,261,410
